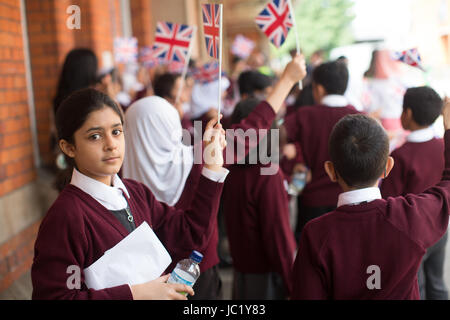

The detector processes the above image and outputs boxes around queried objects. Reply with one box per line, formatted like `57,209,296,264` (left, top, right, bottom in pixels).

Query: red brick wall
26,0,75,167
0,0,36,196
130,0,153,47
0,219,41,292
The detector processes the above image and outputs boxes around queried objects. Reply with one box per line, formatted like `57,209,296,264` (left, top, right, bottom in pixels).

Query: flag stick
176,26,197,104
287,0,303,90
217,4,224,125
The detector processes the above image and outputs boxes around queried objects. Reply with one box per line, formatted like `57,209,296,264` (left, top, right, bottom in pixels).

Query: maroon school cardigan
31,176,223,300
381,138,444,197
222,163,296,295
291,130,450,300
283,104,361,207
174,101,277,273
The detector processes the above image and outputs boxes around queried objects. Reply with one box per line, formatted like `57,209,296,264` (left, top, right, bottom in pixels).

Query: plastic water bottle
288,171,307,196
167,250,203,294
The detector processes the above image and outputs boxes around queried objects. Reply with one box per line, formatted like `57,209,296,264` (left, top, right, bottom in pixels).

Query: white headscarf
191,77,230,119
122,96,194,206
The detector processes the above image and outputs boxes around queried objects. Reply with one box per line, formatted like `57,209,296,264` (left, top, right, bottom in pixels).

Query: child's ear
324,161,338,182
401,108,413,130
382,156,395,179
59,139,76,159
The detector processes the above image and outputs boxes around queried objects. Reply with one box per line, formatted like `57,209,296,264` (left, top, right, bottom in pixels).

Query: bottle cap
190,250,203,263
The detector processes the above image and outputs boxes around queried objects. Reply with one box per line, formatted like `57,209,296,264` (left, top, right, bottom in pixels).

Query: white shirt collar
321,94,348,108
70,168,130,211
337,187,382,207
406,126,435,143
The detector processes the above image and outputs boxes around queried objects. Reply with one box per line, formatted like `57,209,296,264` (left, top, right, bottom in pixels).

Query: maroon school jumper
291,131,450,300
173,101,277,273
381,138,444,197
283,104,360,207
31,176,223,300
222,163,296,295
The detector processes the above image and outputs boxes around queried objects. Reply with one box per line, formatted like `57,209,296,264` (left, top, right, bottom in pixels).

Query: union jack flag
152,21,194,64
231,34,255,59
139,46,161,67
392,48,424,70
193,61,222,84
202,4,221,59
114,37,138,64
255,0,294,48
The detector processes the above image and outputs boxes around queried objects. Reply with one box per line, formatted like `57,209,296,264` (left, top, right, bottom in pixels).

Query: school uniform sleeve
224,101,276,165
283,109,301,143
31,201,133,300
384,130,450,250
257,172,297,296
143,173,224,259
380,148,408,198
291,222,329,300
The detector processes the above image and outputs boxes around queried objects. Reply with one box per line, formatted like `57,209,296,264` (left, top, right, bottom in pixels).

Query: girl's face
62,106,124,186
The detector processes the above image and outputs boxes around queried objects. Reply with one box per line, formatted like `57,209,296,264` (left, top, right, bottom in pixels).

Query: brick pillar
130,0,153,47
0,0,36,196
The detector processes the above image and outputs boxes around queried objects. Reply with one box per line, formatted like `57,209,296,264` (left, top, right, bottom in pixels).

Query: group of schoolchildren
29,44,450,300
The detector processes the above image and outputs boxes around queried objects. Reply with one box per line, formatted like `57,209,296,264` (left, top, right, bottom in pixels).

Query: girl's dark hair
329,114,389,188
53,48,98,115
54,88,124,191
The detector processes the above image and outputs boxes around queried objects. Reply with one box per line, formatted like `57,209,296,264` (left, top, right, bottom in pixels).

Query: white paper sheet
83,221,172,290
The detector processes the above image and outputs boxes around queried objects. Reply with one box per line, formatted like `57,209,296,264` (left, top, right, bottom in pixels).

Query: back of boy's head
403,86,443,126
238,70,273,96
329,114,389,188
312,61,349,95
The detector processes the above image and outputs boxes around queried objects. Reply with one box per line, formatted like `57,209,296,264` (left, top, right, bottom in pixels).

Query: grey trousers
232,270,287,300
189,265,223,300
418,231,448,300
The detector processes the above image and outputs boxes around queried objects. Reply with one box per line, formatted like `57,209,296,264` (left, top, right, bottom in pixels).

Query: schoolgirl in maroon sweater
31,88,227,300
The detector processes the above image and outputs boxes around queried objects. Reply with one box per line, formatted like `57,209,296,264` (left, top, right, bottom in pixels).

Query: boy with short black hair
381,86,447,300
291,104,450,299
283,61,360,236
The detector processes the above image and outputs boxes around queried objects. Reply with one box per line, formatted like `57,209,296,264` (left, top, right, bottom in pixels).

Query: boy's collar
321,94,348,108
337,187,381,207
406,126,435,143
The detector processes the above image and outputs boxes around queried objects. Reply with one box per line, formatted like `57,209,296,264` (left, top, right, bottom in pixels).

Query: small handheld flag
392,48,424,71
114,37,138,64
255,0,294,48
193,61,221,84
139,46,160,68
152,21,194,64
202,3,224,124
202,4,221,59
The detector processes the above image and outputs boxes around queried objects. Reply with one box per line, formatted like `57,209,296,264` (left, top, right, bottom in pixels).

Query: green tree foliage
275,0,355,59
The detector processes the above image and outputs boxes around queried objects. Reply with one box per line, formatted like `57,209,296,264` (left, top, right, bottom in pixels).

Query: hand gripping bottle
167,250,203,294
